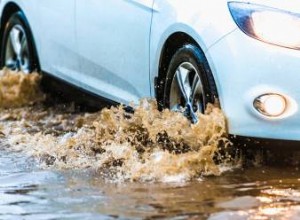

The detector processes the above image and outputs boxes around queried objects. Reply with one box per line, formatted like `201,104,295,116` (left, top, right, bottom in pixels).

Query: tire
162,44,218,122
0,11,38,73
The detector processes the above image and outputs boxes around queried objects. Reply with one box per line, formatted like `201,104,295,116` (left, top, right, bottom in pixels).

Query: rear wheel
0,11,38,73
162,44,217,122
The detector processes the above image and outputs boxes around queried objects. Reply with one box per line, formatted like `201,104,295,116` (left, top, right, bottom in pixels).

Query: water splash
0,69,44,108
0,70,233,182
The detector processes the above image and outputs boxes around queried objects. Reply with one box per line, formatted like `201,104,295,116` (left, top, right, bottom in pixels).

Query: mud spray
0,70,236,182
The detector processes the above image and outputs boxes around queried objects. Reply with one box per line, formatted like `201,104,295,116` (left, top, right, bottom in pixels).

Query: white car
0,0,299,142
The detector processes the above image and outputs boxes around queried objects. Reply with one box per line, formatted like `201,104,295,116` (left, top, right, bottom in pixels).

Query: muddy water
0,70,300,219
1,150,300,219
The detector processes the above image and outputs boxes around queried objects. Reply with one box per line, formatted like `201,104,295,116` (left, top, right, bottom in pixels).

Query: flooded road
1,150,300,219
0,70,300,219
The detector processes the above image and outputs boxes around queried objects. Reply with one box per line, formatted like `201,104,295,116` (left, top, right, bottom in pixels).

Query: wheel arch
0,2,40,71
1,2,21,27
0,2,22,54
156,31,219,109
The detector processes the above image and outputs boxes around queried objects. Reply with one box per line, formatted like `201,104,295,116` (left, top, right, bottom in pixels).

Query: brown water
0,70,299,219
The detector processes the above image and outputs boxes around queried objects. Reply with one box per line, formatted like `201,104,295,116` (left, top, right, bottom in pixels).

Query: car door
38,1,81,84
76,0,154,104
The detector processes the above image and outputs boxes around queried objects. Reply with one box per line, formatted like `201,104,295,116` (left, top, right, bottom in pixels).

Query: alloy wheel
4,24,31,73
169,62,205,123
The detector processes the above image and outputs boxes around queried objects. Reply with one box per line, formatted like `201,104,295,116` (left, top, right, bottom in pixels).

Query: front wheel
0,11,38,73
162,44,217,123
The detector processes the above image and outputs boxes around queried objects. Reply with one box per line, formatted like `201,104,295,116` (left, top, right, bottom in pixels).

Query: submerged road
0,71,299,219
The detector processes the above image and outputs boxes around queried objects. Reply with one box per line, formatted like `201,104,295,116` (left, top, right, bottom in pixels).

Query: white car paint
0,0,300,141
38,1,80,88
76,0,153,103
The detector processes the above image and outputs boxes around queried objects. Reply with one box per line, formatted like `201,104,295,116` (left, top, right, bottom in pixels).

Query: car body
0,0,300,142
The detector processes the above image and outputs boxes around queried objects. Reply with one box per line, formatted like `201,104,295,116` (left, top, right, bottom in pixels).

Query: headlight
228,2,300,50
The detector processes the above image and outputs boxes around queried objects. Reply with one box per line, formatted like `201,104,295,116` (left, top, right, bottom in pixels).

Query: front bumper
207,28,300,141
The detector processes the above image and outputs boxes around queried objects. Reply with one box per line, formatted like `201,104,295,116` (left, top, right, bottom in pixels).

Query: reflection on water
0,70,299,219
0,150,299,219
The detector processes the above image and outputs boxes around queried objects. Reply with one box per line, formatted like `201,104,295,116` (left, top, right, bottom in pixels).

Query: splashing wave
0,70,232,182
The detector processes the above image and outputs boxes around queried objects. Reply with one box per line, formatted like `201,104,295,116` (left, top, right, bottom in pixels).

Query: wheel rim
169,62,205,123
4,24,31,73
